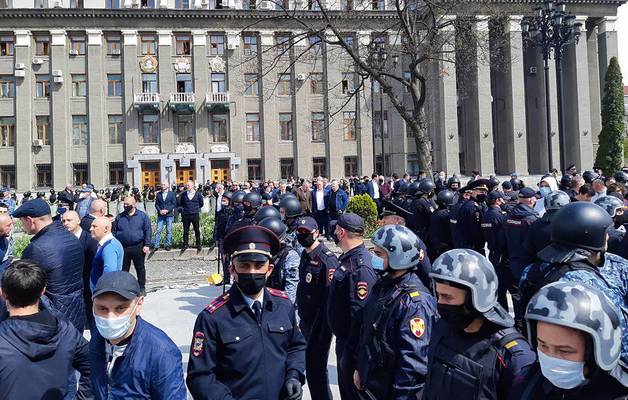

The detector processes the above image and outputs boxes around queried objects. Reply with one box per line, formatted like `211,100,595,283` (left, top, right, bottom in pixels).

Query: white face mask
93,303,137,340
538,349,588,389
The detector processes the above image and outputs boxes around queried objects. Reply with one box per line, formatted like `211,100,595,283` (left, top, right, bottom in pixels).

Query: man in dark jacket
153,181,177,251
90,271,186,400
15,198,85,331
0,260,92,400
80,199,106,233
57,185,76,210
180,180,204,251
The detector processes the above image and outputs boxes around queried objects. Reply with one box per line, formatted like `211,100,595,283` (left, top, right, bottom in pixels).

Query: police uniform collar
339,242,366,262
306,242,325,259
228,286,275,314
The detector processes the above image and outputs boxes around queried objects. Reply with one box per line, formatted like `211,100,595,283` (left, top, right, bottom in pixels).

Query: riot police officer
449,186,472,248
327,213,377,400
447,175,461,192
410,179,436,242
279,195,304,255
224,190,245,234
294,217,339,400
186,225,306,400
423,249,536,400
427,189,455,261
214,191,233,283
346,225,438,399
595,195,626,252
455,179,488,254
227,192,262,232
253,205,281,223
514,281,627,398
524,190,571,265
480,191,508,308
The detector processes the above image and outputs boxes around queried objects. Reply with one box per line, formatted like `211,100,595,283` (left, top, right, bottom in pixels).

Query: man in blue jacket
180,180,204,251
0,260,92,400
153,181,177,251
90,271,186,400
113,196,152,294
90,217,124,292
325,180,348,234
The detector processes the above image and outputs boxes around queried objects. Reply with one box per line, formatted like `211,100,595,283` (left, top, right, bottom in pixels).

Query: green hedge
13,235,31,259
150,213,215,248
346,194,378,238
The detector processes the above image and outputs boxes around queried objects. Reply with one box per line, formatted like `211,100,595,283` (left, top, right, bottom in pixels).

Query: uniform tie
252,301,262,324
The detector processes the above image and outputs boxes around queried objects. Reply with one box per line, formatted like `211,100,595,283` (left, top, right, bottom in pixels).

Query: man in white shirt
312,178,329,239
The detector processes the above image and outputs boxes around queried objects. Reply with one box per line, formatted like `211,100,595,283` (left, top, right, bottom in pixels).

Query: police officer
523,190,571,265
514,281,627,398
455,179,489,254
403,181,419,233
519,201,628,366
595,195,625,253
410,179,436,242
224,190,245,234
227,192,262,232
427,189,454,262
346,225,438,399
186,225,306,400
214,191,233,283
449,185,471,248
294,217,338,400
423,249,536,400
327,213,377,400
254,205,281,223
279,195,304,255
447,175,461,192
480,191,509,308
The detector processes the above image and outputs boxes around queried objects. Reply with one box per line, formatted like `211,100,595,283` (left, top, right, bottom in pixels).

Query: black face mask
333,232,341,245
437,303,479,330
236,273,267,296
476,194,487,203
296,232,316,248
124,205,134,213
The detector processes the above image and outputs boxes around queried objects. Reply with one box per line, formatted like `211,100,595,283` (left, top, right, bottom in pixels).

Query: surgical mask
236,272,267,296
296,232,316,248
539,187,551,197
476,194,487,203
371,253,385,271
93,304,137,340
123,205,134,213
437,303,478,330
538,350,588,389
57,207,67,215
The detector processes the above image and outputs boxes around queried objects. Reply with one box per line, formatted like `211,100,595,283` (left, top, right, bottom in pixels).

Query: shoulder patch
324,251,334,256
267,287,289,299
409,317,426,338
205,293,230,314
357,281,368,300
504,340,519,350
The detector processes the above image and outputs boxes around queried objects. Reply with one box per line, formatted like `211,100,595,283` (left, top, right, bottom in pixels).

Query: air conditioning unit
227,43,238,50
15,63,25,70
69,49,79,56
110,49,121,55
14,70,25,78
52,70,62,77
32,139,43,147
296,73,306,81
53,0,62,7
53,76,64,84
32,58,44,65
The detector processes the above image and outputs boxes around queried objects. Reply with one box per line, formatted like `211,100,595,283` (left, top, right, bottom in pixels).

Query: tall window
36,75,50,98
176,115,194,143
343,111,356,140
208,0,224,9
242,0,256,9
406,153,419,175
278,74,291,96
0,117,14,147
211,72,225,93
244,74,258,96
247,159,261,181
371,0,384,9
106,34,121,55
72,74,87,97
141,114,159,144
311,112,325,142
308,36,321,55
209,113,228,142
280,159,294,180
246,113,260,142
107,74,122,96
141,34,157,55
373,110,388,138
0,36,14,56
209,35,224,56
279,113,293,141
0,166,15,189
106,0,121,8
108,115,124,144
109,163,124,185
140,0,156,7
344,156,358,177
34,36,49,56
243,35,257,56
35,116,50,145
341,72,355,95
175,35,191,55
72,115,89,145
313,157,326,178
403,71,411,92
276,35,290,56
175,0,190,8
69,35,86,55
0,76,14,98
310,73,323,95
141,73,157,93
176,73,193,93
36,164,51,187
73,164,88,186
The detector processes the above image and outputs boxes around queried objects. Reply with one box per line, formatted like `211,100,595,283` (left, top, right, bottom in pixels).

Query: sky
618,4,627,84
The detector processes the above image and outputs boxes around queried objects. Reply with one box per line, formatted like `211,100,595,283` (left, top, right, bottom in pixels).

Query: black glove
283,378,302,400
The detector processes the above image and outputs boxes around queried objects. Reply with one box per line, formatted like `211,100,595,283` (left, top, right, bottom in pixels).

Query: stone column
122,30,139,183
293,31,313,178
225,30,246,177
86,29,106,187
259,30,279,179
192,30,209,153
586,22,602,155
597,16,618,99
50,29,71,188
14,30,33,190
561,17,593,170
158,30,173,154
354,30,374,176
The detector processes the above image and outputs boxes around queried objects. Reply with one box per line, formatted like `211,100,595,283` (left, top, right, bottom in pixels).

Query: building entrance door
176,159,196,184
141,162,161,188
210,159,230,183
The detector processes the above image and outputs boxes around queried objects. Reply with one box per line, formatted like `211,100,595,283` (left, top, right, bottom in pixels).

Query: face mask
57,207,67,215
539,187,551,197
123,205,134,213
371,253,385,272
538,350,587,389
236,272,267,296
93,303,137,340
296,232,316,248
333,231,341,245
476,193,487,203
437,303,478,330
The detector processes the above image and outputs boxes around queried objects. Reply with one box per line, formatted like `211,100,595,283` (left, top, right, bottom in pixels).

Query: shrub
13,235,32,259
346,194,378,238
151,213,215,248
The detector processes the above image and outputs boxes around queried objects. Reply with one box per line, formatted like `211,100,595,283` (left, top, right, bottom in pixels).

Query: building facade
0,0,622,190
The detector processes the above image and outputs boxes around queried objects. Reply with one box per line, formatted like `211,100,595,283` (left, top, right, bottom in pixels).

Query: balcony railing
170,92,195,104
133,93,160,112
206,92,230,112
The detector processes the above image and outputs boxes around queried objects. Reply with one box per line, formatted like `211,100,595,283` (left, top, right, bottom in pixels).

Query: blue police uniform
426,207,452,262
347,271,438,399
523,212,554,263
456,197,486,253
481,204,508,307
410,196,435,242
501,202,539,280
449,198,466,248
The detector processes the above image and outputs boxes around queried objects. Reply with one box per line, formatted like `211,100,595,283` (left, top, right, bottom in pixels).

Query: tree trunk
412,105,433,178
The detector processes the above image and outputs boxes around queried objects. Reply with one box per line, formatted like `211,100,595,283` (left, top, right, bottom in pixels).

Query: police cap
467,179,490,191
13,198,51,218
336,213,365,234
486,191,503,202
224,225,280,262
296,216,318,233
518,187,536,199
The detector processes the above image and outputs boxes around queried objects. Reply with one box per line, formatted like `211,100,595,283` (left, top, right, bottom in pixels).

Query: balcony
206,92,230,112
134,93,160,113
170,92,195,114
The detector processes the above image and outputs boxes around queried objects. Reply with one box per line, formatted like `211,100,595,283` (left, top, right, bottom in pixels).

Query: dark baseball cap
12,198,51,218
487,191,504,202
92,271,142,300
336,213,365,234
518,187,537,199
296,216,319,233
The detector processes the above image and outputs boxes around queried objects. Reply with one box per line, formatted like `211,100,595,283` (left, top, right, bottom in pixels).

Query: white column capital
575,16,588,33
86,29,102,46
158,30,172,46
598,16,617,34
475,15,490,31
259,30,274,46
507,15,524,33
122,30,137,46
192,30,206,46
50,29,66,46
357,31,371,46
14,30,31,47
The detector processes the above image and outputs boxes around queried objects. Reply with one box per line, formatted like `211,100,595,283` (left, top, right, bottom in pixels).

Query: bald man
81,198,107,232
90,216,124,292
0,214,13,272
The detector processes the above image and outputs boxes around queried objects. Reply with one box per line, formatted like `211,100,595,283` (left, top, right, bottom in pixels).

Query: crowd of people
0,165,626,399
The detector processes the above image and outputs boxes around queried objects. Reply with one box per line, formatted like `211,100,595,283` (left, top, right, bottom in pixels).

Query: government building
0,0,622,190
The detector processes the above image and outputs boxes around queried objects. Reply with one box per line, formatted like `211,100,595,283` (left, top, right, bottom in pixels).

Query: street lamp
522,1,582,172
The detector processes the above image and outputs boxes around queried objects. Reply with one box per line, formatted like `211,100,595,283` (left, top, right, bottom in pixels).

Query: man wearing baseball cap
89,271,186,399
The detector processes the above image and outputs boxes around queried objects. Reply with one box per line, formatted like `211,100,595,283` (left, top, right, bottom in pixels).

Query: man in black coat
80,198,107,233
180,180,205,251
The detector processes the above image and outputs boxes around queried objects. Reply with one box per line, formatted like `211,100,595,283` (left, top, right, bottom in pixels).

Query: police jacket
523,211,556,264
501,203,538,277
186,286,306,400
481,206,507,268
456,198,486,251
427,207,453,261
449,200,465,248
213,207,232,242
411,196,435,242
327,243,378,341
0,309,92,400
22,222,85,331
90,316,186,400
349,271,438,400
424,320,536,400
